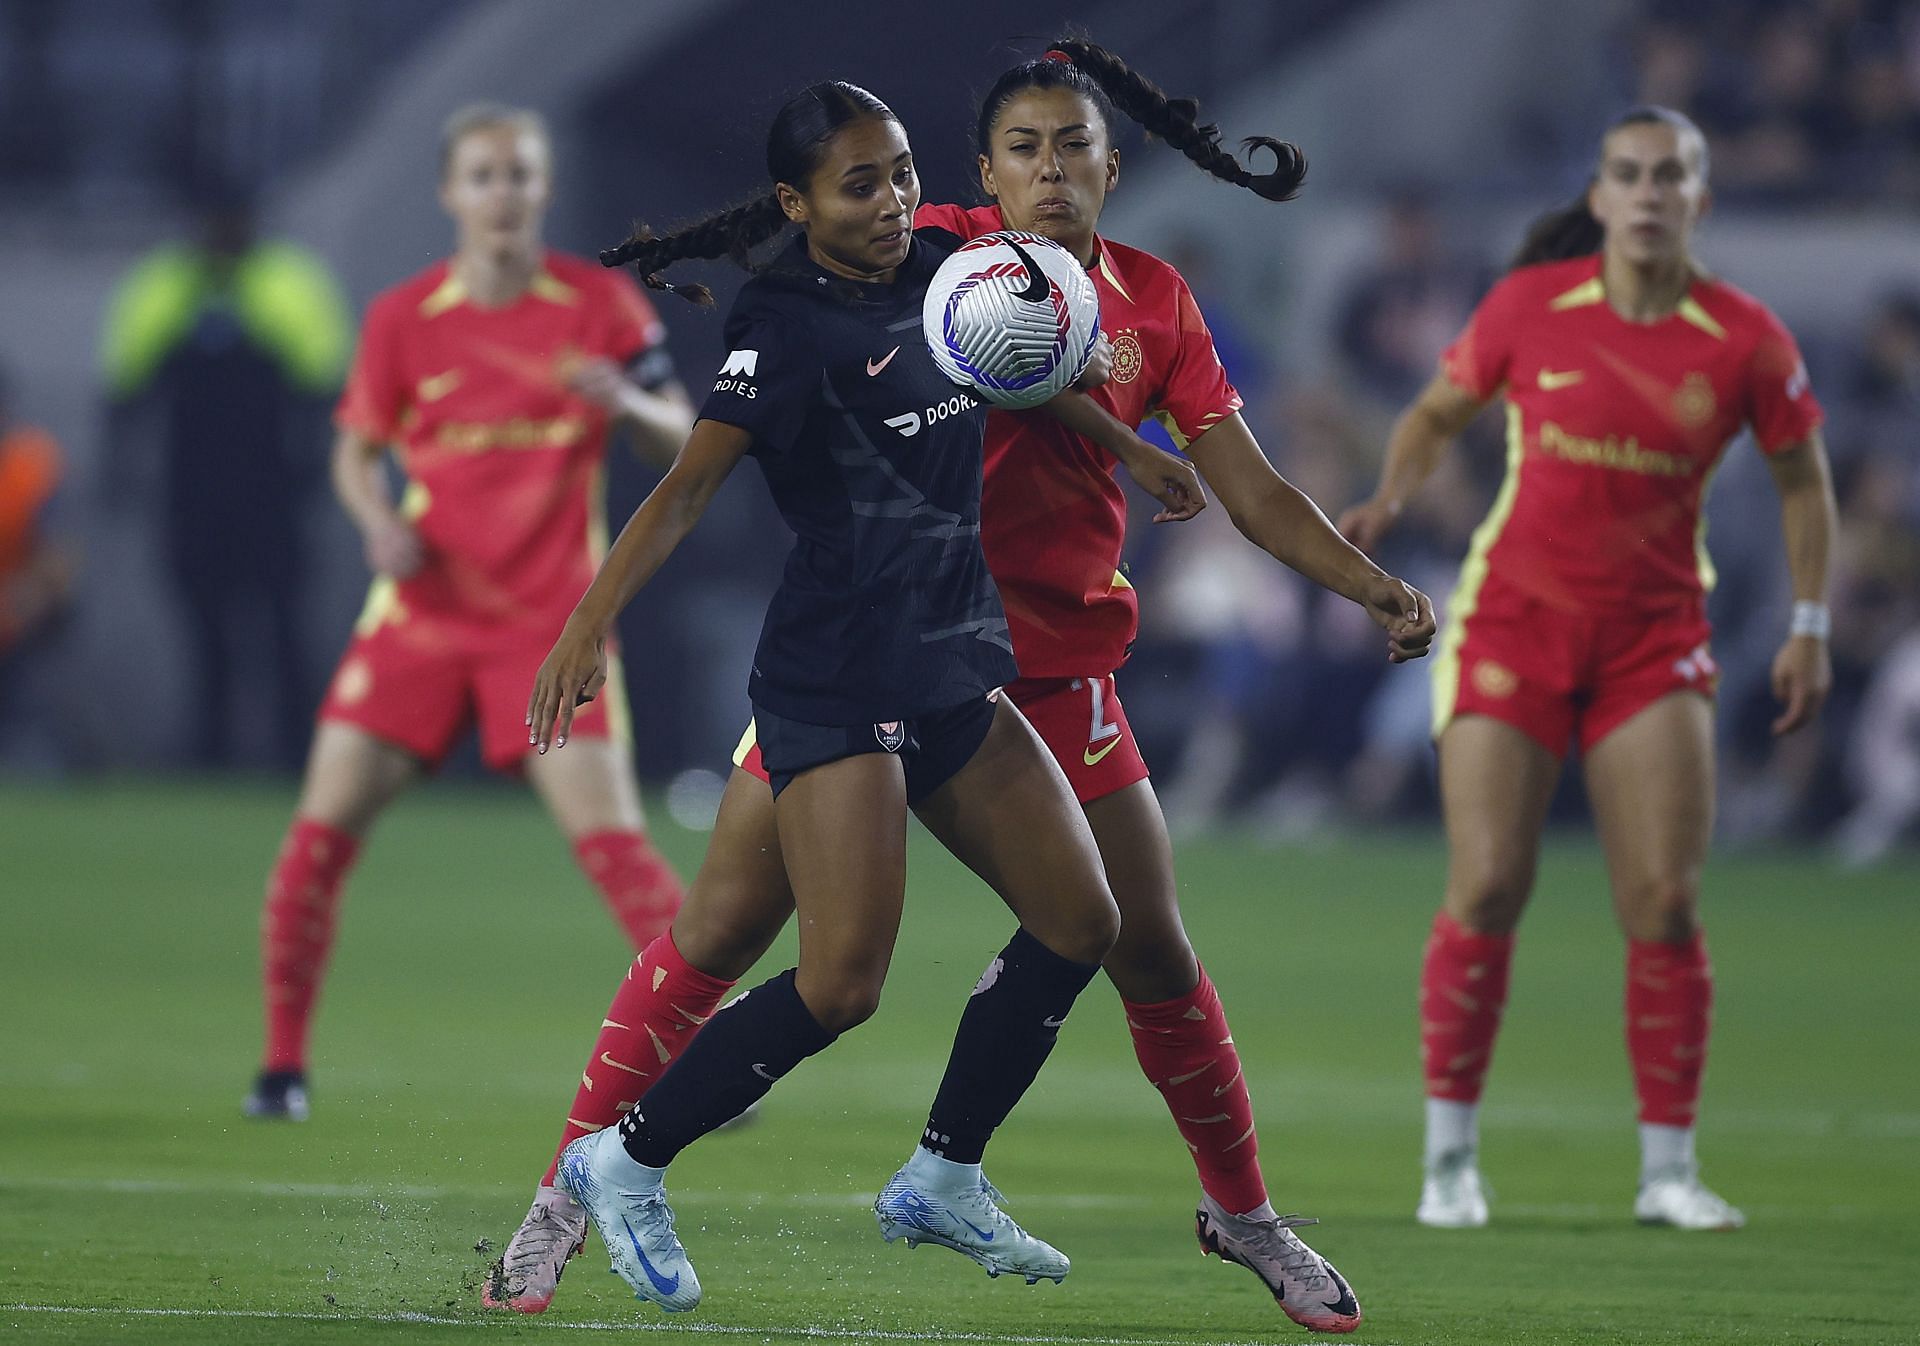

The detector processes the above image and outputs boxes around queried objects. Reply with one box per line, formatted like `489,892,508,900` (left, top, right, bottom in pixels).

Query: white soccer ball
923,230,1101,410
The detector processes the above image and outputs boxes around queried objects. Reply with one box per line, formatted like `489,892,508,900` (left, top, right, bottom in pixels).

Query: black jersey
698,229,1017,726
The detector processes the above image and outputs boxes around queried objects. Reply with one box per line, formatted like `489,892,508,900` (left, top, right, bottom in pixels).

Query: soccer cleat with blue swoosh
874,1165,1070,1283
554,1128,701,1312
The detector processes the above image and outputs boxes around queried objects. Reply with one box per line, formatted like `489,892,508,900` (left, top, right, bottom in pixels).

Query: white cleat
554,1128,701,1312
481,1185,586,1314
874,1167,1070,1284
1418,1149,1489,1228
1635,1167,1745,1230
1196,1195,1362,1334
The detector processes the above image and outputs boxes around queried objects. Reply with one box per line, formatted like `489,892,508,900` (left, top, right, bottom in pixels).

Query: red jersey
1442,254,1821,615
335,251,666,637
915,203,1243,678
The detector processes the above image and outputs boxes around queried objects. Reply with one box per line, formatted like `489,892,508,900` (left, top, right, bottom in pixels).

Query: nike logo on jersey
417,369,463,402
1537,368,1585,390
751,1062,776,1082
1041,1015,1068,1029
1005,237,1051,303
867,346,900,377
621,1216,682,1297
1084,737,1122,766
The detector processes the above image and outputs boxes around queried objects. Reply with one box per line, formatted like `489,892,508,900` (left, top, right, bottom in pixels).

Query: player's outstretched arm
1186,412,1436,663
1336,371,1485,553
330,428,422,579
566,357,697,472
1042,386,1206,522
528,419,751,752
1765,432,1838,736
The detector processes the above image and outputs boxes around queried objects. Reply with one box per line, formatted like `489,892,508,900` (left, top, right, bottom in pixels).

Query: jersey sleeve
597,269,677,390
334,291,408,441
697,298,822,457
1744,306,1823,454
913,202,997,241
1149,274,1244,450
1441,273,1523,400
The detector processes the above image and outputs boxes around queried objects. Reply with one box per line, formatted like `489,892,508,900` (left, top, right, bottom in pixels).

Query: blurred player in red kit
1339,107,1836,1231
488,43,1435,1331
246,104,696,1121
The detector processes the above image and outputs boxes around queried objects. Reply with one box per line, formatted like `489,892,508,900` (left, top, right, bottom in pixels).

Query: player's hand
1336,496,1400,555
1073,334,1114,392
564,356,632,416
363,517,423,579
527,621,609,754
1359,574,1437,662
1118,439,1206,523
1770,634,1830,736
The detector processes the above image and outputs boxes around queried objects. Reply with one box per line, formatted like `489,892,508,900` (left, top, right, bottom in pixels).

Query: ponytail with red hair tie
1043,48,1074,64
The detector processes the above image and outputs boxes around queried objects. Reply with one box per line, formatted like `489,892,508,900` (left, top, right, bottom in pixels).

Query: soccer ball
923,230,1101,410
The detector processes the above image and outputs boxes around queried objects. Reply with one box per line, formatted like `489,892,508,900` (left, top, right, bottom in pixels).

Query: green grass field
2,778,1917,1345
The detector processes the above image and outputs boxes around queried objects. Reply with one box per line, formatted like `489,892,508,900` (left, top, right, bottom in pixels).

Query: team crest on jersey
875,720,906,752
1672,372,1716,429
1110,329,1143,384
1471,659,1518,700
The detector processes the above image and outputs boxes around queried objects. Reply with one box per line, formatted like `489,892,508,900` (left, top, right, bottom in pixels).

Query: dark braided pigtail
1045,39,1306,202
598,195,790,305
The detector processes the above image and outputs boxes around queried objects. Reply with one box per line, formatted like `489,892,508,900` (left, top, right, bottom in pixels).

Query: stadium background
1,3,1917,1343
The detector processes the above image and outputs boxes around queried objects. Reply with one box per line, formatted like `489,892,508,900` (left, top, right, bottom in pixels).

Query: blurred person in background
1335,190,1487,410
1341,106,1837,1232
0,365,74,731
243,103,697,1122
100,186,351,769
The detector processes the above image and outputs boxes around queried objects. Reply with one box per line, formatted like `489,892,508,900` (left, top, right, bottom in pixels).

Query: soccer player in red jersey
246,105,697,1121
487,45,1432,1330
1338,107,1836,1231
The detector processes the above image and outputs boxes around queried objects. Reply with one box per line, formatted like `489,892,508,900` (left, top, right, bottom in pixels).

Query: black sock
617,968,835,1167
921,928,1100,1164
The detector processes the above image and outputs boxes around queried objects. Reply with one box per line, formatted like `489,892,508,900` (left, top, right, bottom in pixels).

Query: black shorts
753,694,998,804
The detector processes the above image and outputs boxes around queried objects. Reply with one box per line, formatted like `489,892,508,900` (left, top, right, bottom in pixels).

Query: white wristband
1789,601,1831,641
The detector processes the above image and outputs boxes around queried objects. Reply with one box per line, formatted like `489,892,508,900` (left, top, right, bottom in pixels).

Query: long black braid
977,39,1307,204
599,81,898,304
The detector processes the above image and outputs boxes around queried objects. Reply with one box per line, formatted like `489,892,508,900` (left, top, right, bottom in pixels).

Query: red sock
260,819,361,1072
540,929,735,1186
1626,933,1713,1126
1420,910,1514,1103
1124,965,1266,1214
573,829,686,951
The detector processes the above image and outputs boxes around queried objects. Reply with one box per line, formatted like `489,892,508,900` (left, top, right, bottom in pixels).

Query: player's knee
1447,870,1531,934
795,970,886,1034
1103,924,1197,1003
1056,898,1121,967
675,886,788,982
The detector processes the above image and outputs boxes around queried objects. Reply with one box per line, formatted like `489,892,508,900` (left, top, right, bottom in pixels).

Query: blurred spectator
99,192,350,768
1334,192,1487,409
0,367,72,661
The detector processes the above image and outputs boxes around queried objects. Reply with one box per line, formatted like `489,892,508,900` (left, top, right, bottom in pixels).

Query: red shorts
732,673,1148,806
318,596,623,772
1434,578,1717,758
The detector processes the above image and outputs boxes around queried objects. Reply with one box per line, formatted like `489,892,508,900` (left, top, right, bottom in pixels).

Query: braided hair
599,81,898,304
976,39,1307,203
1510,105,1708,271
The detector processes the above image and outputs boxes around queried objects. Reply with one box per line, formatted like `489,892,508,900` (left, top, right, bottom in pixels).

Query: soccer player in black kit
525,81,1203,1313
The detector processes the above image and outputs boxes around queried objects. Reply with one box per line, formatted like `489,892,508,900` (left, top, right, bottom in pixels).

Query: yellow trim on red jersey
529,268,581,306
1432,403,1528,739
1692,456,1724,593
399,480,431,522
1150,409,1190,451
352,576,405,637
732,718,759,767
417,273,466,318
1547,277,1606,311
1676,297,1728,341
1109,569,1133,592
1095,251,1134,305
